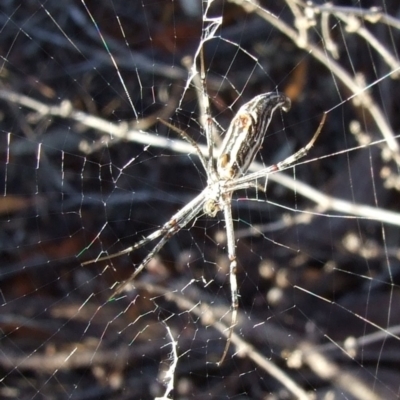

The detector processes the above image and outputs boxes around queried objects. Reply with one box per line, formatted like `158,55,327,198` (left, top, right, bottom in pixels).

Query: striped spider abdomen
217,92,291,180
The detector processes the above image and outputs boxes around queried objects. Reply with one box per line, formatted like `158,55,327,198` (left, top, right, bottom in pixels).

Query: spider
83,89,325,365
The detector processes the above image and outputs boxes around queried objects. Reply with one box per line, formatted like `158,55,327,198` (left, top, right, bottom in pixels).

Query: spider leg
275,112,326,171
82,190,207,266
225,180,265,194
214,113,326,364
232,112,326,185
110,231,175,298
217,194,238,365
158,117,208,173
200,48,214,165
81,224,173,266
112,196,206,297
109,196,206,298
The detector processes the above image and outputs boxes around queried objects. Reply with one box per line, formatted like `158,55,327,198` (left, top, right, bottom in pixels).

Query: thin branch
1,88,400,228
228,0,400,166
134,281,311,400
134,280,384,400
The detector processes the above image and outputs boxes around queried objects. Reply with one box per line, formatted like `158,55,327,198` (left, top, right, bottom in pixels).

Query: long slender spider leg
225,181,265,194
232,112,327,185
217,194,238,365
181,55,221,149
110,232,174,298
82,191,207,265
81,227,168,266
275,112,326,171
110,198,206,298
200,46,217,178
158,118,208,173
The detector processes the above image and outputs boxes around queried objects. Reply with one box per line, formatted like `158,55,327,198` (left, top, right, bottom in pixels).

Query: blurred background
0,1,400,399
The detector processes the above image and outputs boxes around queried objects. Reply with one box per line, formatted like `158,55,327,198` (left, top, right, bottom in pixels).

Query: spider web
1,1,400,399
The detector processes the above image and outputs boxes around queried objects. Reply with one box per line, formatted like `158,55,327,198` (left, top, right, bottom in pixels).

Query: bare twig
1,88,399,227
229,0,400,166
